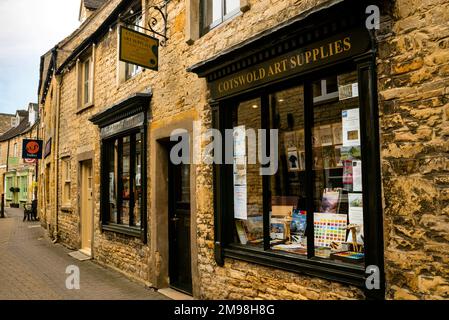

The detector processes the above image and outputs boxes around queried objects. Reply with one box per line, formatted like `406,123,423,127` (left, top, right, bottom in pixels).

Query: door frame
149,111,199,297
166,141,192,294
78,157,94,256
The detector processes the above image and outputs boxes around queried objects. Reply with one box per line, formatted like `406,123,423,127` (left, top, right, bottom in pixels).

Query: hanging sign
119,26,159,71
22,139,43,159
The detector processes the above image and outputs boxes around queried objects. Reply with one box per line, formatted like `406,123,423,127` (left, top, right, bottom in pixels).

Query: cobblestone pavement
0,207,168,300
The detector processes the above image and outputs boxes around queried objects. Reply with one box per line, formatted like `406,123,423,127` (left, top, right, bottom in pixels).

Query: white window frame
313,78,339,104
76,47,95,109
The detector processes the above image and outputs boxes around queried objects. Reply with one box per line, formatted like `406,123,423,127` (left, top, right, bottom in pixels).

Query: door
80,160,93,255
168,161,192,294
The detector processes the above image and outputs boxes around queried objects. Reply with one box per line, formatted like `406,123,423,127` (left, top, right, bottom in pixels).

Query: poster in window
332,122,343,145
320,189,341,213
233,125,246,157
319,125,333,147
342,108,361,147
312,127,321,148
295,129,305,151
287,148,300,172
352,160,362,192
283,131,297,150
233,156,247,186
234,185,247,220
347,193,364,244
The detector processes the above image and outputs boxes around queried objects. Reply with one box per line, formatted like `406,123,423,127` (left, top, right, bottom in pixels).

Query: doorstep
158,288,194,300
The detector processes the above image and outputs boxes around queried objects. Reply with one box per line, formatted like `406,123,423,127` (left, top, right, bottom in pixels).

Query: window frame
200,0,242,35
212,55,384,296
100,126,147,240
77,49,95,110
62,158,71,206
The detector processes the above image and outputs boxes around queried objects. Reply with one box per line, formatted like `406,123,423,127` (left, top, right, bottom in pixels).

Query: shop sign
22,139,43,159
119,26,159,71
44,138,52,158
100,113,144,139
209,29,371,99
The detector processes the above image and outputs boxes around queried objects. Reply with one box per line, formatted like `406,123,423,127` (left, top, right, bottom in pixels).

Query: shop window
77,49,94,109
103,132,143,231
222,69,370,279
201,0,240,35
62,158,71,206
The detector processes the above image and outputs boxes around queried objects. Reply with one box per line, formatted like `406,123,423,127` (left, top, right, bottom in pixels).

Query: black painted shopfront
189,0,384,299
90,93,150,243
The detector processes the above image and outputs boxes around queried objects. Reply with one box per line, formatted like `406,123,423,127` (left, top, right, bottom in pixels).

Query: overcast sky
0,0,80,114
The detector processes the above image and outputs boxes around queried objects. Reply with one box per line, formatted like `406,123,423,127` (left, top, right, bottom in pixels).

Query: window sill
223,244,366,287
101,223,142,238
61,205,72,212
76,103,94,115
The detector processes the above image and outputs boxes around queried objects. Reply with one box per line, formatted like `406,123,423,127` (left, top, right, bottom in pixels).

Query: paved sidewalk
0,207,168,300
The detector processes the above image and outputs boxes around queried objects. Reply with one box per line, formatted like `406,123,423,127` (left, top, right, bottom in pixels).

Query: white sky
0,0,80,114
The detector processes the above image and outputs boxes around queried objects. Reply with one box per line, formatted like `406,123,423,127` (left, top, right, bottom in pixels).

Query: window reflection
269,86,307,256
105,132,143,228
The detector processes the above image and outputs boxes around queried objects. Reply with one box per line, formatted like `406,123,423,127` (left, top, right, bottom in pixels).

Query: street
0,207,167,300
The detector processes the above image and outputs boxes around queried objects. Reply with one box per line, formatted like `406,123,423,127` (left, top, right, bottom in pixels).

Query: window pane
312,70,364,266
232,98,264,248
84,59,90,104
132,133,142,227
225,0,239,15
202,0,223,29
121,136,131,226
269,86,307,256
108,140,118,223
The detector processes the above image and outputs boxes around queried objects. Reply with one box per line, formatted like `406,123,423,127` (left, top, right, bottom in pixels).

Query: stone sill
224,244,367,289
101,223,142,238
61,206,72,212
76,103,94,115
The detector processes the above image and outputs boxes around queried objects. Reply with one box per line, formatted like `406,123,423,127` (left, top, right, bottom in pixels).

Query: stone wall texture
38,0,449,300
377,0,449,300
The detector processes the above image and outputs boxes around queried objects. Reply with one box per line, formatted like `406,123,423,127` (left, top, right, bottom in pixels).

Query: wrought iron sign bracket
146,0,170,46
121,0,170,47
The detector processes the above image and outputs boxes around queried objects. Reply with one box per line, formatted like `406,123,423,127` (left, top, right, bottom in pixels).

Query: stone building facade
37,0,449,300
0,106,39,207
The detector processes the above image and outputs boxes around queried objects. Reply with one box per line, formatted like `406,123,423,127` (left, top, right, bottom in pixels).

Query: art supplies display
313,213,347,248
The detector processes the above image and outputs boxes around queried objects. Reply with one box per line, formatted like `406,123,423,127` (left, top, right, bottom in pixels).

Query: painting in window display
268,86,307,255
312,70,364,265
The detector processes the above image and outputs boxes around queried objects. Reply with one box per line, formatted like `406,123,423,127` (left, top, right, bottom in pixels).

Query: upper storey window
201,0,240,35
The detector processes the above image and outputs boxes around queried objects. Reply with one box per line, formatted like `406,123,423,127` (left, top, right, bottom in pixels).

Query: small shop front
189,0,384,299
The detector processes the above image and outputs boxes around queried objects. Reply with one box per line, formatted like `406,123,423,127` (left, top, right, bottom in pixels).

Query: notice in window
347,193,364,244
342,108,361,147
234,185,247,220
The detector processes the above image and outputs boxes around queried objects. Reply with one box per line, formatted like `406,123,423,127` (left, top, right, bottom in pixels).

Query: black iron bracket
146,0,170,46
120,0,170,46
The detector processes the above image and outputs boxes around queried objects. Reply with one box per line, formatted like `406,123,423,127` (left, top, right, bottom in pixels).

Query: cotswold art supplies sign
209,29,370,99
22,139,43,159
119,26,159,71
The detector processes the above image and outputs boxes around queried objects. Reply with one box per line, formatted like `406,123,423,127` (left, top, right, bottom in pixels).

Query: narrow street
0,208,167,300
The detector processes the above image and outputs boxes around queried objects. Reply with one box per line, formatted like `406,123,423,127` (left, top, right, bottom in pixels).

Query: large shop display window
231,69,366,268
103,132,143,230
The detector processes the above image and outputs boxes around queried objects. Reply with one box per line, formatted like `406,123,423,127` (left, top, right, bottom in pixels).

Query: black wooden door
168,161,192,294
